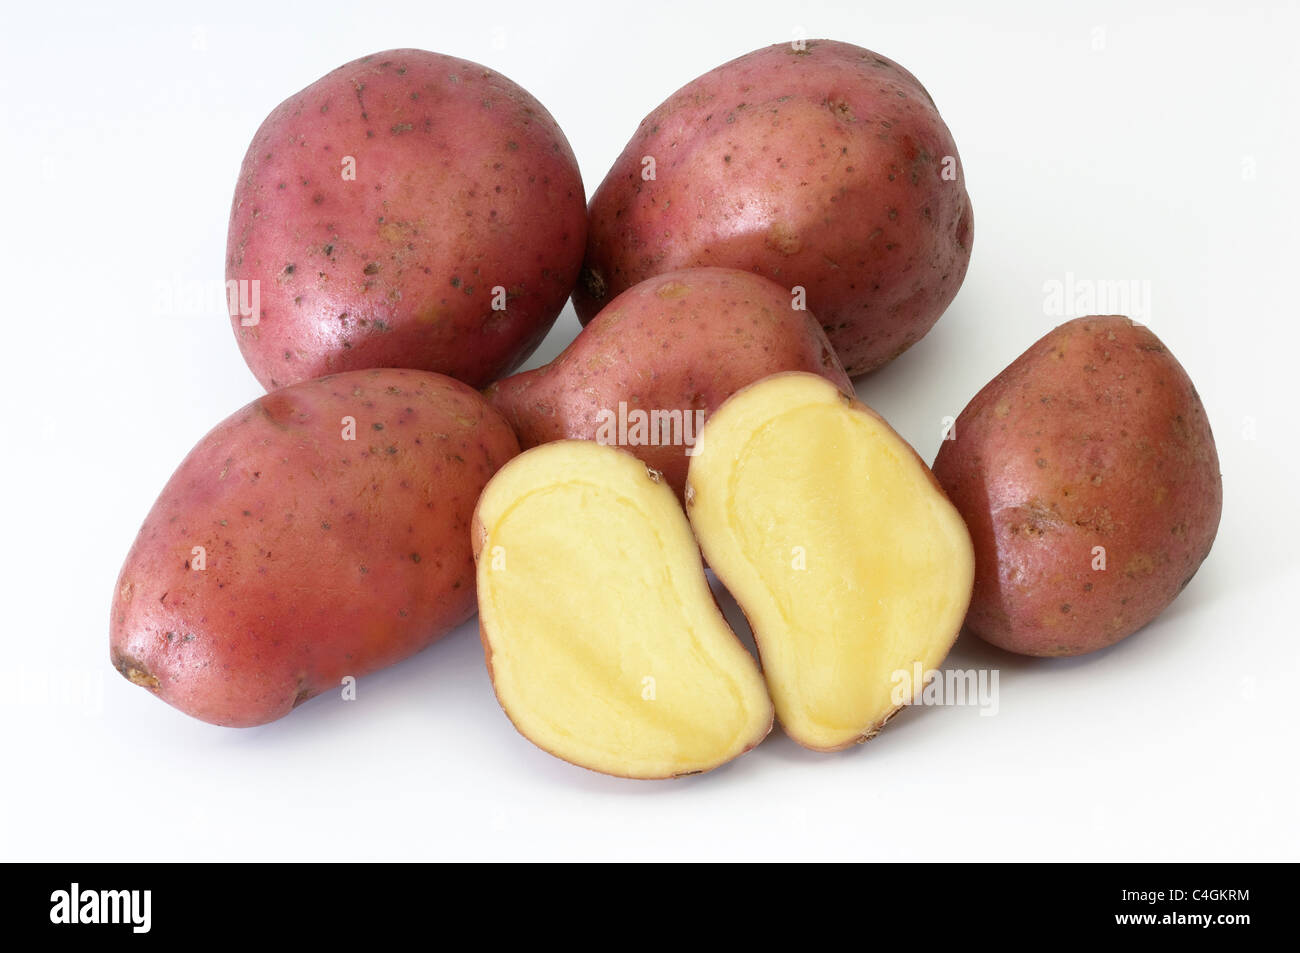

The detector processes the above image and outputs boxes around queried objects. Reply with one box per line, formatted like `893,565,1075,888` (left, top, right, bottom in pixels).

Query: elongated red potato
575,40,973,376
486,267,852,498
473,441,773,778
110,369,519,727
686,373,974,751
227,48,586,391
932,316,1223,657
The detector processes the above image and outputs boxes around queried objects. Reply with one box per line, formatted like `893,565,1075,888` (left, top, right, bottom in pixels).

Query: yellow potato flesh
687,373,974,751
475,441,772,779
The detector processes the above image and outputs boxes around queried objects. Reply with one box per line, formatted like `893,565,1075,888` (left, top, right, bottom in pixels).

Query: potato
931,316,1222,657
485,267,852,498
226,48,586,391
473,440,773,778
686,373,974,751
574,39,973,376
110,369,519,727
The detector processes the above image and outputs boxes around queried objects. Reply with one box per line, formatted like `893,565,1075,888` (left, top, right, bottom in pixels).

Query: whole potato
931,316,1222,657
109,369,519,726
574,39,973,376
485,267,852,498
226,48,586,391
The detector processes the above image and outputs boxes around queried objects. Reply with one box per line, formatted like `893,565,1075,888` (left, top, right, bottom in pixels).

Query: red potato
485,267,853,498
932,316,1222,657
226,48,586,391
109,369,519,727
575,39,973,376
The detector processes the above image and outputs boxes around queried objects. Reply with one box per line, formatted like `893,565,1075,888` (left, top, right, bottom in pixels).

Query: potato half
686,373,974,751
472,441,773,778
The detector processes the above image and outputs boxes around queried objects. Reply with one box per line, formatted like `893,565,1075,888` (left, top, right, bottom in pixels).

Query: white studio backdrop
0,0,1296,860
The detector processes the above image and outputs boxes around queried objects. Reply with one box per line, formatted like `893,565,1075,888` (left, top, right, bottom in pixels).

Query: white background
1,0,1296,861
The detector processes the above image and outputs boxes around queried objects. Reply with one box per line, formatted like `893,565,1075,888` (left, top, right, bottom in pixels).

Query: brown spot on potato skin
580,267,607,302
932,316,1222,657
765,222,802,255
111,651,160,691
654,280,691,299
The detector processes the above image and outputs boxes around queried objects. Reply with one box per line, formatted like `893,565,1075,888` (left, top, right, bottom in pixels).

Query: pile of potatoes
111,42,1221,778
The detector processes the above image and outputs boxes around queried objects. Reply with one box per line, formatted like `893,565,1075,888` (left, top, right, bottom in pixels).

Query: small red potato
932,316,1223,657
485,267,852,498
226,48,586,391
110,369,519,726
575,39,973,376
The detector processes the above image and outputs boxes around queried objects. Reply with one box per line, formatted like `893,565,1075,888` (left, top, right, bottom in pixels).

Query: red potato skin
226,49,586,391
574,39,973,376
109,369,519,727
932,317,1222,657
484,267,853,498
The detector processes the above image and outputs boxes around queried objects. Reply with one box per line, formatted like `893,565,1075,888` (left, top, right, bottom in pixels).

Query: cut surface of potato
686,373,974,751
473,440,772,778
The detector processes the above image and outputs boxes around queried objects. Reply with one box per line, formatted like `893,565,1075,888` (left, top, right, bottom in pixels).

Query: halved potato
685,373,974,751
473,440,773,778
